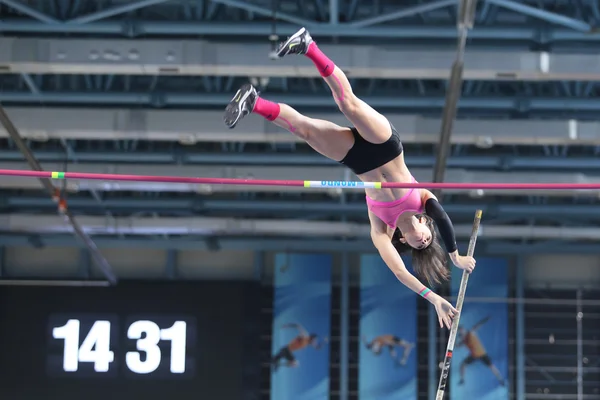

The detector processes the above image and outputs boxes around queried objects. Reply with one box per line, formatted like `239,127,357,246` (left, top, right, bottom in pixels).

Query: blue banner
359,254,417,400
451,258,509,400
270,253,332,400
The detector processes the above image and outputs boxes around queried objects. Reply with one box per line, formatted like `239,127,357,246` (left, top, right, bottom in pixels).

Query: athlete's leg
482,356,506,386
388,346,398,362
489,364,506,386
276,28,392,144
459,356,474,384
313,336,328,350
399,341,415,365
271,348,286,371
458,360,466,384
285,350,299,368
362,336,371,349
224,84,354,161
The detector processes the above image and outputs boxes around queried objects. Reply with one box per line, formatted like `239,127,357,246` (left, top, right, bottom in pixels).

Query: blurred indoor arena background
0,1,599,400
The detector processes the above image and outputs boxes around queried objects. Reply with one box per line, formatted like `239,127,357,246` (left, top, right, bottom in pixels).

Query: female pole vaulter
224,27,476,329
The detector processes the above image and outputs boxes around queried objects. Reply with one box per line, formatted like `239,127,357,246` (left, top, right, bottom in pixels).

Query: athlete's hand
431,295,458,329
453,255,476,273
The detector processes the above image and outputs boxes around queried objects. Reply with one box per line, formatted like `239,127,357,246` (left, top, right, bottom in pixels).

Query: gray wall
3,246,600,289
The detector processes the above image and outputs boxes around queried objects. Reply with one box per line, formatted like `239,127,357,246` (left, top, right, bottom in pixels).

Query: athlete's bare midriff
358,153,415,203
373,334,397,345
288,336,311,351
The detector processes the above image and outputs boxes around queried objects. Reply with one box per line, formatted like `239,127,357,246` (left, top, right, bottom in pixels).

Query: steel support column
0,107,117,284
516,256,525,400
339,251,349,400
432,0,477,194
329,0,339,25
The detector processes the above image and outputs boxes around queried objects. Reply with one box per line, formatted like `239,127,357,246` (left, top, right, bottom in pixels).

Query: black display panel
0,281,259,400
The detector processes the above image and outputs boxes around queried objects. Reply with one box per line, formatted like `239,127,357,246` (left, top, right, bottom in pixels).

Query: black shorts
392,336,406,345
274,347,295,363
339,121,403,175
464,354,492,367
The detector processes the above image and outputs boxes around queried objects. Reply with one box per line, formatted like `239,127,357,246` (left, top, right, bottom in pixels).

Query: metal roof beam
487,0,591,32
2,151,600,172
0,0,59,24
4,197,600,220
208,0,314,26
0,236,599,255
350,0,455,28
0,108,598,146
68,0,171,24
3,213,600,240
4,92,600,114
2,37,600,80
0,21,597,43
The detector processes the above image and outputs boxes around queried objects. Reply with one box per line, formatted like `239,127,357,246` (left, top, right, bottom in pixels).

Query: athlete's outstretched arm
471,316,491,331
421,190,476,272
369,212,457,329
312,337,328,349
362,336,371,347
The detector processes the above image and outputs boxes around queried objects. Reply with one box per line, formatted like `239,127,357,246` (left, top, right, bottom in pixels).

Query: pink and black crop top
366,178,458,253
365,178,423,228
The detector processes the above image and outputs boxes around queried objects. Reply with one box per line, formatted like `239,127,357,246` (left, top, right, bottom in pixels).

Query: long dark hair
391,214,449,286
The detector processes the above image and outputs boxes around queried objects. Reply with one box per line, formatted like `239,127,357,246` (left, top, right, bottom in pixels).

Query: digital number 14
52,320,187,374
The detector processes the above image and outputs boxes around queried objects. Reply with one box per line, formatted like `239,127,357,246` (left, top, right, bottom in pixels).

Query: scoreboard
48,314,196,377
0,281,259,400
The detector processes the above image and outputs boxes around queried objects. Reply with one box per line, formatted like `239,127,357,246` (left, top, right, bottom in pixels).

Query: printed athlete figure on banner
224,27,476,329
363,334,415,367
457,316,506,387
271,323,328,372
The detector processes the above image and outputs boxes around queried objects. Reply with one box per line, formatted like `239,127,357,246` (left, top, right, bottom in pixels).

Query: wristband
419,287,432,298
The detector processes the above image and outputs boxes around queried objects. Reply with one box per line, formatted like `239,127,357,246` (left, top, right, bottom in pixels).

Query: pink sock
305,42,335,77
252,97,280,121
